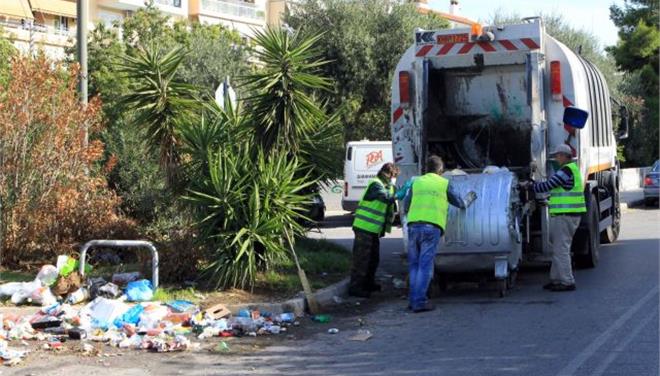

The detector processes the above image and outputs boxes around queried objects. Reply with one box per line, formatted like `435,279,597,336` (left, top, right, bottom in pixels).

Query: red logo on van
366,150,384,168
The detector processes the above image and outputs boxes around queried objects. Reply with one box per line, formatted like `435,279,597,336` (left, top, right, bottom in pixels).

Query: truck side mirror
563,106,589,129
617,106,630,140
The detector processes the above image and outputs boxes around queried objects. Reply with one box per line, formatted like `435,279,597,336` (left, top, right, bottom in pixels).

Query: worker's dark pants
349,229,380,292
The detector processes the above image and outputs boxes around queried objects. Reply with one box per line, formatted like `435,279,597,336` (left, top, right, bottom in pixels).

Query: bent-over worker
349,163,399,298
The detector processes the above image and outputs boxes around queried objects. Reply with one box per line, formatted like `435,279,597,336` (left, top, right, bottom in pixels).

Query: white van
341,141,393,212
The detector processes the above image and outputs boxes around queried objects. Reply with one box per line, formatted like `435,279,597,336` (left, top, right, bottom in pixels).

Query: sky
427,0,625,49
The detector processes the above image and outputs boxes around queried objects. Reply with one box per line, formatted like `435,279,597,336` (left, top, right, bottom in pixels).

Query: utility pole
76,0,88,147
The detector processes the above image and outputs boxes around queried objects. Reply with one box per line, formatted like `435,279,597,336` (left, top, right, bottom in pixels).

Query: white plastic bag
0,282,23,298
36,265,58,286
9,281,42,305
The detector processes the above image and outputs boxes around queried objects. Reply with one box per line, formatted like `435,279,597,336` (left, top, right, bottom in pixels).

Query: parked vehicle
342,141,393,212
643,160,659,207
308,193,326,222
390,18,629,295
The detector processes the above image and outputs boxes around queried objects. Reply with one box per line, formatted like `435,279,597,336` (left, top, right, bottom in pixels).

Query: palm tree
118,45,198,186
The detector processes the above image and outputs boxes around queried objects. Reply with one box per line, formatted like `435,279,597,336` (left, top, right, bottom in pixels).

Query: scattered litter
99,283,122,299
125,280,153,302
311,314,331,323
112,272,141,286
203,304,231,320
327,328,339,334
349,329,372,341
167,300,196,313
215,341,230,352
0,256,304,367
392,278,406,289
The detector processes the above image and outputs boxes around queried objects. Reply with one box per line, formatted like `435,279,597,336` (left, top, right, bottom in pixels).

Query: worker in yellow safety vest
523,144,586,292
349,163,399,298
401,156,477,312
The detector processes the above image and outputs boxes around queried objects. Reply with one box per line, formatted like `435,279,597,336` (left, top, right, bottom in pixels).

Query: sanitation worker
402,156,476,312
524,144,585,292
348,163,399,298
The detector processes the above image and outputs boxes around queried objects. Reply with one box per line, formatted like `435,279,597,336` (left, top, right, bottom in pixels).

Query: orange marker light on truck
551,60,562,101
399,71,411,105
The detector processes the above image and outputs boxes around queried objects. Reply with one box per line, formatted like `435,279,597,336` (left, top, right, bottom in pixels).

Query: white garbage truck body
391,18,625,289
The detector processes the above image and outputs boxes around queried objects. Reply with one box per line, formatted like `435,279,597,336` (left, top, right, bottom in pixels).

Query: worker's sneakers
543,282,559,290
412,302,435,313
549,283,576,292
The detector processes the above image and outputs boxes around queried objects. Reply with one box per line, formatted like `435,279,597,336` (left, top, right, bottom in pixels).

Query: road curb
226,278,349,316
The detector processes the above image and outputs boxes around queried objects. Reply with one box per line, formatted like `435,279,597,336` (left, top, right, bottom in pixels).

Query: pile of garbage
0,257,299,366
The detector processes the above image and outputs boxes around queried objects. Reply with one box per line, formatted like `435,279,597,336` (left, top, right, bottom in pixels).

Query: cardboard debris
203,304,231,320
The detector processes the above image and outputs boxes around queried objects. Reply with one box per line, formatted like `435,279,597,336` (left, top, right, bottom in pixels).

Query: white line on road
590,311,658,376
556,286,659,376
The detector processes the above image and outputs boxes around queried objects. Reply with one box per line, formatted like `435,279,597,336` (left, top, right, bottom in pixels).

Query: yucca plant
185,146,314,289
118,45,199,185
241,27,332,155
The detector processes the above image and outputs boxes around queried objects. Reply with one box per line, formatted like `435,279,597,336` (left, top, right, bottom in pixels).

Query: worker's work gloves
464,191,477,208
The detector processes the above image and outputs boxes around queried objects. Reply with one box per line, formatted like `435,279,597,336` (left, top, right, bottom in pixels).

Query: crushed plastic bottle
312,314,331,323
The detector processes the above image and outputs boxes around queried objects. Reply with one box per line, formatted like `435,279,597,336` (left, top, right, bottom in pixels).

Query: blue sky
427,0,624,49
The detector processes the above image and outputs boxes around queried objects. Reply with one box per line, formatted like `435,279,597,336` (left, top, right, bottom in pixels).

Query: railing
0,19,75,38
200,0,264,20
154,0,183,7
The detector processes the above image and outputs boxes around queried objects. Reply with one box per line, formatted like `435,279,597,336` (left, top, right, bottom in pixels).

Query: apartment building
1,0,291,59
1,0,77,59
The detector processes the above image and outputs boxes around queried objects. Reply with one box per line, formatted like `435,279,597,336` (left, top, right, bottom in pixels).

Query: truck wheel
601,183,620,244
575,193,600,269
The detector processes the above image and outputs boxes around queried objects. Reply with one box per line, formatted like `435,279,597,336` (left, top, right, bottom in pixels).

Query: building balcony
191,0,265,25
98,0,189,18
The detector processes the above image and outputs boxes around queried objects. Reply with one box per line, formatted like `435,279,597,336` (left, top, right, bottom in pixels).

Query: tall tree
286,0,449,141
608,0,659,166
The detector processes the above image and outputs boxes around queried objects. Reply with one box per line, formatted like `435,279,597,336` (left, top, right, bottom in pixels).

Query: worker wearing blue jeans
401,156,476,312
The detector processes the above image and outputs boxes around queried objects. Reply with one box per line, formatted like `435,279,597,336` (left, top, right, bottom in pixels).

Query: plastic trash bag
36,265,58,286
0,282,23,299
166,300,197,313
83,297,129,330
113,304,144,327
9,281,42,305
125,279,153,302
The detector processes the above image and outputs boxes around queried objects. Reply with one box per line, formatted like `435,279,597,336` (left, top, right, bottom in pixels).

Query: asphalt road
7,207,659,375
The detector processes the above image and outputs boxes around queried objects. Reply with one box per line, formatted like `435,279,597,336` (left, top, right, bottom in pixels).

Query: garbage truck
390,18,629,296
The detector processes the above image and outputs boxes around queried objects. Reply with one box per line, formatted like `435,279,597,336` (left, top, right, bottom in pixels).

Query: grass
255,237,351,293
152,287,202,303
0,270,34,283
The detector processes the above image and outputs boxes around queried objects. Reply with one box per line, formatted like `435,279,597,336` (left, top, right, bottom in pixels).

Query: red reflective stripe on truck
477,42,496,52
457,43,474,54
562,95,573,107
436,43,455,55
498,40,518,50
392,107,404,123
521,38,540,49
416,45,433,57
